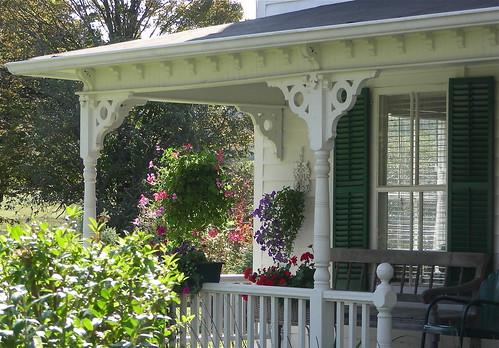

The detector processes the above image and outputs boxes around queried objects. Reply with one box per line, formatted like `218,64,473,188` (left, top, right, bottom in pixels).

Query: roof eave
6,7,499,80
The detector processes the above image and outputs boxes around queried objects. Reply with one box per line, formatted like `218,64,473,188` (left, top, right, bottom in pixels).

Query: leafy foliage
0,209,187,346
1,0,253,234
0,0,89,207
68,0,243,42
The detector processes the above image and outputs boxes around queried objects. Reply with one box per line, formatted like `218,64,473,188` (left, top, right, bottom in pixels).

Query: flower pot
196,262,224,284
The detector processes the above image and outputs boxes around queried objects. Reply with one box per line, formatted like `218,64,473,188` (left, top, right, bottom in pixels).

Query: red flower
156,226,166,236
289,256,298,265
244,268,253,279
242,295,248,301
300,252,314,261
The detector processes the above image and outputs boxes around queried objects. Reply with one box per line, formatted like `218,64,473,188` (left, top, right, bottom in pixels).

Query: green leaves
0,218,185,345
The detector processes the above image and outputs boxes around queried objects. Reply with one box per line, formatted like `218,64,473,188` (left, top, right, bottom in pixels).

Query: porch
170,247,494,348
171,263,394,348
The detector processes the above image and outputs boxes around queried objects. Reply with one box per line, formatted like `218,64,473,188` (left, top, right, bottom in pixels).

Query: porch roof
6,0,499,80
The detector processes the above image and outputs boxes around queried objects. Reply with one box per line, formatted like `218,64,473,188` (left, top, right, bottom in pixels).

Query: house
6,0,498,346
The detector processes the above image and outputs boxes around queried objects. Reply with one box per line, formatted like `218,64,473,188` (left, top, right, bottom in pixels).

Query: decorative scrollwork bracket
268,70,378,151
79,93,147,160
238,105,283,160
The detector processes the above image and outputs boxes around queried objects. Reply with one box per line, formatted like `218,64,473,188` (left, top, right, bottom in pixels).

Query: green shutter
448,77,494,256
333,88,370,289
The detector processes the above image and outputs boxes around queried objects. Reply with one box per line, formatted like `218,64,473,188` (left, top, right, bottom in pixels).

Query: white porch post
312,150,333,289
269,70,378,346
79,92,146,243
82,158,97,241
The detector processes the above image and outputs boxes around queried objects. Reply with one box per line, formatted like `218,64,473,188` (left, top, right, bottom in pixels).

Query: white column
82,158,97,243
79,93,145,242
313,149,332,289
310,149,334,346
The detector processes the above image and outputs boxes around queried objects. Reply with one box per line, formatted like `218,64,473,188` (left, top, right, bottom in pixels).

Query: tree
67,0,243,42
1,0,252,232
0,0,91,207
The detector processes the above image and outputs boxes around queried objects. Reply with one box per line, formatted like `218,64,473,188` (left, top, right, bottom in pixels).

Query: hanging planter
253,186,305,262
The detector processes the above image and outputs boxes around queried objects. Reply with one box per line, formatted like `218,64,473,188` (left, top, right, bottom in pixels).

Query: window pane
417,93,447,185
379,95,412,186
386,192,412,250
383,191,447,251
421,191,447,251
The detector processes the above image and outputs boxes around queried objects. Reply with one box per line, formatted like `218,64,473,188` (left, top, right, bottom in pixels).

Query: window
377,92,447,251
333,77,493,257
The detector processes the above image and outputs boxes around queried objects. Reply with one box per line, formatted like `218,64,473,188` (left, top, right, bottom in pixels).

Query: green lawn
0,200,65,233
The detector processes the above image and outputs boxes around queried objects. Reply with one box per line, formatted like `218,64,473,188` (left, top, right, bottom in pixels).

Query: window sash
377,91,447,251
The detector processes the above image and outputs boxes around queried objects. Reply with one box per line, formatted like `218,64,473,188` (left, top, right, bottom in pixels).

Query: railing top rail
202,283,313,299
203,283,376,305
323,289,374,304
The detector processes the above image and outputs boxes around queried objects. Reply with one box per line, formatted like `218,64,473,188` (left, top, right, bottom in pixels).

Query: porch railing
170,263,396,347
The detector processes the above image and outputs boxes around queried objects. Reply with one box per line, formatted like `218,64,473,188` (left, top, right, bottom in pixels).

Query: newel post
373,263,397,348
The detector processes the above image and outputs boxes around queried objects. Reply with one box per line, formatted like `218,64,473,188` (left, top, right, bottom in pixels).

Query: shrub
0,210,187,346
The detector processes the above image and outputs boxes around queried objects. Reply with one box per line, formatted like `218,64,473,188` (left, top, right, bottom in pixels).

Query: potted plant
253,186,305,262
243,251,315,289
135,145,235,294
243,251,315,324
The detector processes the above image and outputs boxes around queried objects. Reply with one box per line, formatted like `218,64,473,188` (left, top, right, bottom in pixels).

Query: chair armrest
423,295,470,325
422,277,482,304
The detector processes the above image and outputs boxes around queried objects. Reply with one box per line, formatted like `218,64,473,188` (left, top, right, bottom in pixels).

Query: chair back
478,270,499,332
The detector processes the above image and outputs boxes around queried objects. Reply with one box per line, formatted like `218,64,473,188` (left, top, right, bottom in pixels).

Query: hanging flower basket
253,186,305,262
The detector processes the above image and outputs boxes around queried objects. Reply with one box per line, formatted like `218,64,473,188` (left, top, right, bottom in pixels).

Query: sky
239,0,256,19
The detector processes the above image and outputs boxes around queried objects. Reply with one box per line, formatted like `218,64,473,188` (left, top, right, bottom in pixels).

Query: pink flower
148,160,154,168
216,178,224,189
181,287,191,294
153,190,168,201
214,164,219,171
132,217,141,226
172,193,177,200
224,190,233,197
182,144,193,151
216,149,224,163
208,229,218,237
170,152,179,159
155,206,165,217
155,145,161,151
138,194,148,206
147,173,156,184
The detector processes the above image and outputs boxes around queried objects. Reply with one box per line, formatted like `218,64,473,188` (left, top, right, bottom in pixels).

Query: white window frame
369,84,448,251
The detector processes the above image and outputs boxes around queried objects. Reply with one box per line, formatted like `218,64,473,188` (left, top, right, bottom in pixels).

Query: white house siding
253,107,315,268
254,63,499,271
256,0,350,18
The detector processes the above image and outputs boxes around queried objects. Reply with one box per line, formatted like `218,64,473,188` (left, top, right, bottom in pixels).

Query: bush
0,211,187,347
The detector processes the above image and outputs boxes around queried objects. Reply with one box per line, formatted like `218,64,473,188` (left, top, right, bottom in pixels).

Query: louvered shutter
448,77,494,256
333,88,370,290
